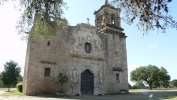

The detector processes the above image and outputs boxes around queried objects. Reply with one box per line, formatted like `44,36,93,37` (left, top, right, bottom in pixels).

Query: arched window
84,42,92,53
97,15,103,26
111,14,115,25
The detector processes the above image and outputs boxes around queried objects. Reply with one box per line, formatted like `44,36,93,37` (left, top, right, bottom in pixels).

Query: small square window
47,41,50,46
44,68,50,77
116,73,119,81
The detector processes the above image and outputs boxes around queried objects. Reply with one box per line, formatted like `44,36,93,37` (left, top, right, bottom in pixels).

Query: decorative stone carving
24,3,128,95
99,71,103,84
71,28,104,60
71,68,78,83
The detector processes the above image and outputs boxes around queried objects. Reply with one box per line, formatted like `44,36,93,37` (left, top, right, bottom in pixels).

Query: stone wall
23,23,128,95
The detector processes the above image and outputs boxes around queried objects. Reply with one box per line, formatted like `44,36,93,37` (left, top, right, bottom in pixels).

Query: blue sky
0,0,176,85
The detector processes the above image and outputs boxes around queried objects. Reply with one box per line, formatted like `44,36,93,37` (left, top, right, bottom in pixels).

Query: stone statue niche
99,71,103,84
71,68,78,83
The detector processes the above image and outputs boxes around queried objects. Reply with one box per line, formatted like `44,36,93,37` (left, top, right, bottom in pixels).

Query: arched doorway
81,69,94,95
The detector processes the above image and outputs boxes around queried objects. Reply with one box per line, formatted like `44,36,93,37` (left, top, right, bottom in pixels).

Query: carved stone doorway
81,69,94,95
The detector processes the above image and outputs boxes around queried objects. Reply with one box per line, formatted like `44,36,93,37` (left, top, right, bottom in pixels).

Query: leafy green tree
1,0,177,38
0,0,68,39
0,72,2,81
170,79,177,87
152,81,160,88
158,67,171,88
2,60,21,91
111,0,176,34
153,67,171,88
153,80,170,88
130,65,170,90
56,72,68,93
18,74,23,82
0,73,3,87
134,81,145,89
160,80,170,88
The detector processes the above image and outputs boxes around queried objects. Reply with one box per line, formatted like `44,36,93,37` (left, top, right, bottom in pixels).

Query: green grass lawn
129,88,177,93
95,97,177,100
94,92,177,100
0,90,24,96
94,89,177,100
0,88,8,90
0,88,176,100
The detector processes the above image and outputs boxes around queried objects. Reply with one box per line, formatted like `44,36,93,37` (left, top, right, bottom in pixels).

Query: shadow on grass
27,93,73,99
83,91,177,100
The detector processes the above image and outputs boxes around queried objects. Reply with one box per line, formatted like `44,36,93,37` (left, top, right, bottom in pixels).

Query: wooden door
81,70,94,95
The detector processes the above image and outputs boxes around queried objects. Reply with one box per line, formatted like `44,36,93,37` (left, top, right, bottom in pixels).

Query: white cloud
148,43,158,48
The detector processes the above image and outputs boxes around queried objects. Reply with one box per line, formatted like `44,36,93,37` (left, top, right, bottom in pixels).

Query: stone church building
23,1,128,95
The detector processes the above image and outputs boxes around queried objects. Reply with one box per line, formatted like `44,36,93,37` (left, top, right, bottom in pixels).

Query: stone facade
23,2,128,95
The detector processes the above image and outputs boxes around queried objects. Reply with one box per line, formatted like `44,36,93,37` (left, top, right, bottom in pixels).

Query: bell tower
94,0,124,35
94,0,128,93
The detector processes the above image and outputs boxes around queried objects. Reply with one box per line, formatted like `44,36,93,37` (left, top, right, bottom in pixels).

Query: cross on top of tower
87,18,90,24
105,0,108,5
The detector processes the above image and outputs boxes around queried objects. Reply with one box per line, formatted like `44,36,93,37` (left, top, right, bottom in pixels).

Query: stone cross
105,0,108,5
87,18,90,24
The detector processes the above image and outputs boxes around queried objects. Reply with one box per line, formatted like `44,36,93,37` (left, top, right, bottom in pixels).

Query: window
47,41,50,46
116,73,119,81
111,14,115,25
44,68,50,77
115,51,118,55
84,42,92,53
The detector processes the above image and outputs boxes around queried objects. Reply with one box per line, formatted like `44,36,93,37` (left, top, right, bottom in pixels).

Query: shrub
132,85,137,89
134,81,145,89
16,82,23,93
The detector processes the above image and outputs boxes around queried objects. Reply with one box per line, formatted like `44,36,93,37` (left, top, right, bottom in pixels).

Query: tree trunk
8,85,10,91
150,85,152,90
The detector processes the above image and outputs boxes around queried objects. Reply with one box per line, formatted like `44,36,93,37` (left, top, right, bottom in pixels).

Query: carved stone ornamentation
71,68,78,83
99,71,103,84
23,1,128,96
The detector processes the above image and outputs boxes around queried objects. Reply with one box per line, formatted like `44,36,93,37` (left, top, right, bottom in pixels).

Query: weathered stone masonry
23,2,128,95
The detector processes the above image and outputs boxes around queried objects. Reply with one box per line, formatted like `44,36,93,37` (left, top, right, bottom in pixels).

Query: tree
170,79,177,87
0,72,2,81
1,0,176,37
130,65,170,90
55,72,68,94
152,81,160,88
17,74,23,82
2,60,21,91
111,0,176,35
0,72,2,87
158,67,171,88
134,81,145,89
153,67,171,88
128,83,132,88
160,80,170,88
0,0,68,39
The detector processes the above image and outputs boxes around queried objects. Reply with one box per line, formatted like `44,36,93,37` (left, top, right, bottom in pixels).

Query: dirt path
0,91,6,94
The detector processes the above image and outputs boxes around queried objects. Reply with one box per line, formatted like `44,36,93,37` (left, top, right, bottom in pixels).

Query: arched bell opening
111,13,115,25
